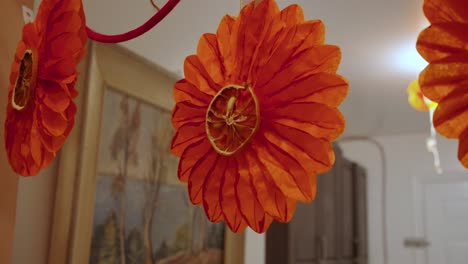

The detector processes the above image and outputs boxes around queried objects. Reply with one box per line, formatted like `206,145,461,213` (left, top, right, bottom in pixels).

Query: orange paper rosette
171,0,348,233
5,0,87,176
407,80,437,111
417,0,468,168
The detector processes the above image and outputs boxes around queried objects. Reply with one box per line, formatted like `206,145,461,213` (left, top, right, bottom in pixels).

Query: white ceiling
83,0,432,137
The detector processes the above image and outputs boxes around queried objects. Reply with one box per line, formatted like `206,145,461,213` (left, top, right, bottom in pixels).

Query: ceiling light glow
391,41,428,74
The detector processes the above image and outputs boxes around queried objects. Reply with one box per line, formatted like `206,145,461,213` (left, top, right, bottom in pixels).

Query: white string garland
423,96,443,174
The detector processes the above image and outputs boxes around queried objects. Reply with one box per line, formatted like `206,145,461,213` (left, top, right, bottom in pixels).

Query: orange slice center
206,84,260,156
12,49,37,111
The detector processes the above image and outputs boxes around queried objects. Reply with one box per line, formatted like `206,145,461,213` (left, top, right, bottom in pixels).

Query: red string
150,0,161,11
86,0,181,43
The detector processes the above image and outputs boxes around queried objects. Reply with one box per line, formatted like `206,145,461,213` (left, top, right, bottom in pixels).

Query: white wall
244,229,265,264
12,161,58,264
340,133,464,264
244,132,464,264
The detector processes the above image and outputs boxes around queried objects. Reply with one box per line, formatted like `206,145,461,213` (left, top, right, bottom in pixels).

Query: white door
414,175,468,264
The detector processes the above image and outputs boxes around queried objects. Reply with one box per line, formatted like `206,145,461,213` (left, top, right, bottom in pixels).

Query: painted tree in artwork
173,223,190,253
180,192,208,255
180,191,194,254
191,207,209,254
126,229,144,264
141,110,173,264
90,211,120,264
110,97,142,264
207,223,225,249
141,134,161,264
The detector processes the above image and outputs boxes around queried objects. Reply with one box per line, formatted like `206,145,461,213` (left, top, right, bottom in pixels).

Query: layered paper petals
417,0,468,168
5,0,87,176
432,88,468,138
171,0,349,232
423,0,468,24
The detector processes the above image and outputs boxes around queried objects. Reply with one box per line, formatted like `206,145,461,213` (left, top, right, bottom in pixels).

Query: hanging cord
338,136,388,264
86,0,181,43
150,0,161,11
423,97,443,174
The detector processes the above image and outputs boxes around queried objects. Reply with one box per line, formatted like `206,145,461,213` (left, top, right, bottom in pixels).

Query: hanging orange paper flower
5,0,87,176
407,80,437,111
417,0,468,168
171,0,348,233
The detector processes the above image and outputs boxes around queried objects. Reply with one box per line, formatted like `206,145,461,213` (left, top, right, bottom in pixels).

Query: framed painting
47,43,245,264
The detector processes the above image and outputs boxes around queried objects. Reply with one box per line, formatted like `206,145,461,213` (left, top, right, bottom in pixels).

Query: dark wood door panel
316,169,338,258
266,221,289,264
295,261,319,264
337,158,354,258
291,202,319,261
352,164,368,259
266,145,368,264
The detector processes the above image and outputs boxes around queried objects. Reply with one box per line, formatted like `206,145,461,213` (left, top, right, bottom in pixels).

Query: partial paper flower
5,0,87,176
417,0,468,168
171,0,348,233
407,80,437,111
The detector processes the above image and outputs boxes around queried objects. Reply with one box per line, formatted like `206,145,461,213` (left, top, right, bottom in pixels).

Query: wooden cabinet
290,202,319,261
352,163,368,264
266,146,368,264
337,158,355,261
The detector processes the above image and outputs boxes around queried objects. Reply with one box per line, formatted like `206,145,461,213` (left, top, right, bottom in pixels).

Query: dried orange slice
206,84,260,156
12,49,37,111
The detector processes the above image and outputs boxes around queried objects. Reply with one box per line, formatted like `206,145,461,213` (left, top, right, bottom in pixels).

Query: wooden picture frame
47,43,245,264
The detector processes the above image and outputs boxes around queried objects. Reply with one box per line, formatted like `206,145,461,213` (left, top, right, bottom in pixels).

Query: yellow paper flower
407,80,437,111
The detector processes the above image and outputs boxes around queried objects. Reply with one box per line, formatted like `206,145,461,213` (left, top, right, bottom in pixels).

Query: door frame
412,171,468,264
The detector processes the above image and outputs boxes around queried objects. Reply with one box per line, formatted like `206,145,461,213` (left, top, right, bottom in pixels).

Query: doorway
413,174,468,264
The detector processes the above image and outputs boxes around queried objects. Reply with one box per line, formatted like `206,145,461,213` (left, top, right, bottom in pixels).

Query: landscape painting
89,88,225,264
